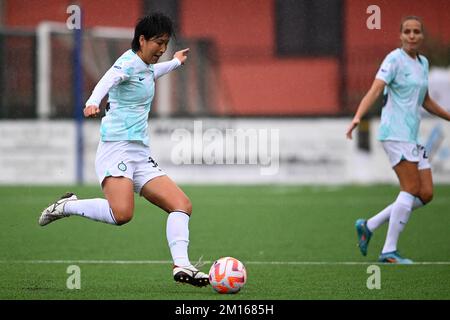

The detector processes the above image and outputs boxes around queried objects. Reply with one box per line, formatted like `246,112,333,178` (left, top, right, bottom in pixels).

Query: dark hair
131,13,174,52
400,15,424,32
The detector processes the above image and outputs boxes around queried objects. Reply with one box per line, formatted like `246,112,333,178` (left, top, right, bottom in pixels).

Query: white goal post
36,22,172,119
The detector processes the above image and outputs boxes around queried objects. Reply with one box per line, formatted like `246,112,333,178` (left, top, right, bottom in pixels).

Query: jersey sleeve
85,62,132,107
153,58,181,80
375,54,397,85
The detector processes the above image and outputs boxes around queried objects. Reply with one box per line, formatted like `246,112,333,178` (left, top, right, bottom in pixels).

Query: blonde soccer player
346,16,450,264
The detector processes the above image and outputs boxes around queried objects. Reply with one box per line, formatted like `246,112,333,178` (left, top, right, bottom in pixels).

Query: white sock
64,199,117,225
413,197,425,210
381,191,415,254
367,204,392,232
367,197,424,232
166,211,191,267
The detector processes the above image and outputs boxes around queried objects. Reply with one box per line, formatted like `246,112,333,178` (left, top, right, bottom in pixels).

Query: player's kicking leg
140,175,209,287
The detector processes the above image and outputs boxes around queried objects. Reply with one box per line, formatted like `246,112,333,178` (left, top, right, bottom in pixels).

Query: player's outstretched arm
154,48,190,80
423,91,450,121
346,79,386,139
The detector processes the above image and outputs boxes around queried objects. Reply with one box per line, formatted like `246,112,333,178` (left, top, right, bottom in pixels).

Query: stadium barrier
1,118,449,185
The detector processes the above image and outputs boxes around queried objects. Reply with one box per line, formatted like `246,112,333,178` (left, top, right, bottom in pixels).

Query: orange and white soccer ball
209,257,247,294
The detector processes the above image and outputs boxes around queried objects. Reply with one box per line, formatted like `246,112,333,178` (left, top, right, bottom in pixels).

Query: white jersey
86,49,181,146
375,48,429,143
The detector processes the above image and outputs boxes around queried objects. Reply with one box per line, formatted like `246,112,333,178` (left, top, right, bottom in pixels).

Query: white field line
0,260,449,265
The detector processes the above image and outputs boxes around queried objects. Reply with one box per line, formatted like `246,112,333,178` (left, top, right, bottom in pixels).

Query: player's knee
115,215,133,225
172,196,192,216
419,190,433,204
404,183,420,197
181,197,193,216
115,213,133,225
111,207,134,225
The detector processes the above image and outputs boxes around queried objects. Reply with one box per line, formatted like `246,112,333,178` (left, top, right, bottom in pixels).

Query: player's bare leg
417,168,433,205
102,177,134,225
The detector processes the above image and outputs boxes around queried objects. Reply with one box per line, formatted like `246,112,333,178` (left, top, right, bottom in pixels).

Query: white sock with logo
166,211,191,267
64,199,117,225
381,191,415,254
367,197,424,232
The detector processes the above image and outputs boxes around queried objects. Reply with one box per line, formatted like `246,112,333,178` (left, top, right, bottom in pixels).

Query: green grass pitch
0,185,449,299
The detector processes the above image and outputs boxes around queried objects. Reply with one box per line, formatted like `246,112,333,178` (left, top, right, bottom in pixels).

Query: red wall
5,0,450,116
346,0,450,48
180,0,274,61
220,59,339,115
5,0,141,28
180,0,340,115
345,0,450,110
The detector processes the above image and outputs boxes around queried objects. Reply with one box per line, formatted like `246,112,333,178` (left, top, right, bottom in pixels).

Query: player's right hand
84,105,100,118
174,48,190,65
346,118,360,140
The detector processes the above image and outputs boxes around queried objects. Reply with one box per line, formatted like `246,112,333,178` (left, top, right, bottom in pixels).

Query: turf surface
1,185,449,299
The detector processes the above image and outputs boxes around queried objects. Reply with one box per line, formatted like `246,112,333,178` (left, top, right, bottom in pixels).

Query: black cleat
173,265,210,287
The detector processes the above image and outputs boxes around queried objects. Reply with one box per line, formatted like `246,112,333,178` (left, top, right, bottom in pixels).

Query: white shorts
95,141,166,194
381,141,431,170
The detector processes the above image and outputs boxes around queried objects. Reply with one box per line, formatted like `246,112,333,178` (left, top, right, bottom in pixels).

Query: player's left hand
174,48,190,65
346,118,360,140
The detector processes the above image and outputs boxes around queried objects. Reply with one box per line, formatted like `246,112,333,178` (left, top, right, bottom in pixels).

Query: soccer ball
209,257,247,294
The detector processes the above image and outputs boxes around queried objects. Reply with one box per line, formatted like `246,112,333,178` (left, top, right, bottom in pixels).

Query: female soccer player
39,13,209,286
346,16,450,264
